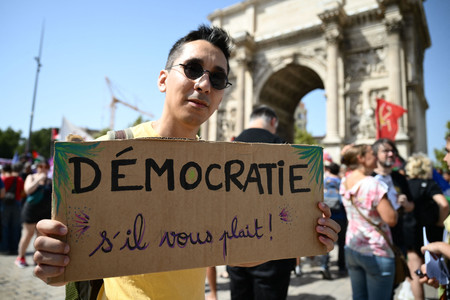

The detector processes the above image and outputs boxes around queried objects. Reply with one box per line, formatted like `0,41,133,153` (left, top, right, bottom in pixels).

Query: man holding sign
33,25,340,299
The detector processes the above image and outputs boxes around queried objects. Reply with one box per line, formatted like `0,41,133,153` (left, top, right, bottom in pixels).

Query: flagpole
26,20,45,154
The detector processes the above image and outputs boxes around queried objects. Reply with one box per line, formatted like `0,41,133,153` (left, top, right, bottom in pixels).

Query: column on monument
244,66,253,129
235,57,246,134
209,110,218,141
386,19,407,138
200,121,209,141
324,31,340,143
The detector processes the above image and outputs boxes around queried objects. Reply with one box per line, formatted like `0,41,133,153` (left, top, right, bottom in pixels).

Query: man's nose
194,73,211,93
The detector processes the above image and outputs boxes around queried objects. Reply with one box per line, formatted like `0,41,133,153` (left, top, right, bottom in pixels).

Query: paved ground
0,242,440,299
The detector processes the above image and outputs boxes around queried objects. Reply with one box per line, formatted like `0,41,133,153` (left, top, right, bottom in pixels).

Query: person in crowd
372,139,414,253
340,144,398,300
372,139,414,297
321,161,347,278
417,134,450,297
32,25,340,299
0,163,25,255
404,152,449,299
19,161,33,182
0,176,5,243
226,105,297,299
15,161,52,268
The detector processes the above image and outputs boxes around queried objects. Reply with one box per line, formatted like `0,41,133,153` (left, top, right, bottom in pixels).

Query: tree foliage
0,127,23,158
293,126,319,145
433,121,450,171
0,127,53,159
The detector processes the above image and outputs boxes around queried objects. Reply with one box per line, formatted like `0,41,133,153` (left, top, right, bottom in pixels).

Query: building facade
202,0,430,161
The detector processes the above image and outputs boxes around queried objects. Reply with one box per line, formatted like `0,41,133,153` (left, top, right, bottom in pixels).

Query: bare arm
0,187,4,199
24,173,47,195
377,194,398,227
433,193,449,226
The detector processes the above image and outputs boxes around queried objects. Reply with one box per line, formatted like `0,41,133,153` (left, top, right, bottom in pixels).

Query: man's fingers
34,235,69,255
318,202,331,218
36,219,68,236
318,217,341,237
317,224,339,243
34,249,70,267
33,264,66,287
318,235,335,252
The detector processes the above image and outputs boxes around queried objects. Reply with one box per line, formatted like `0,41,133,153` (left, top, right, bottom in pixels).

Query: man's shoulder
97,122,155,140
235,128,283,144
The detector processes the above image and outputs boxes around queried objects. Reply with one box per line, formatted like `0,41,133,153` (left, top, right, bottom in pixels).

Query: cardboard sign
51,138,326,283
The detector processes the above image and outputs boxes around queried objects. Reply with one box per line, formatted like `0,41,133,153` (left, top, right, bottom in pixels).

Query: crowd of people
1,23,449,300
0,156,53,269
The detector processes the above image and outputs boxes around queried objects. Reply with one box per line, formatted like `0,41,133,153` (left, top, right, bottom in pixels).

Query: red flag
375,98,407,140
51,128,59,140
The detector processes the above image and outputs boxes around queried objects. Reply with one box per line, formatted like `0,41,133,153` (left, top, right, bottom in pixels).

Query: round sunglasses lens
184,63,204,80
211,76,226,89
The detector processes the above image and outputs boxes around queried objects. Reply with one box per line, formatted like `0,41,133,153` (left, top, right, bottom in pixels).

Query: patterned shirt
340,176,394,257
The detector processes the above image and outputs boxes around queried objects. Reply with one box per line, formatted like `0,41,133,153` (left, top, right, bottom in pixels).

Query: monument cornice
253,23,322,48
208,0,268,20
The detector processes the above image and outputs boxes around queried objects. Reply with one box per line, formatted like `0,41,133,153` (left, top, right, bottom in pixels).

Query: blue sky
1,0,448,161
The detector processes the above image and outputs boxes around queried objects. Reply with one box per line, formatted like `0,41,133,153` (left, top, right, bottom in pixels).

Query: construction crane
106,76,154,130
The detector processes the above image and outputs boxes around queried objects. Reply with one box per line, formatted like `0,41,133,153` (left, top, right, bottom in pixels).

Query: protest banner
50,138,326,283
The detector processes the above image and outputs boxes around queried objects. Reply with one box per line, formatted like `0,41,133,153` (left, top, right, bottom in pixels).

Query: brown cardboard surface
50,138,326,283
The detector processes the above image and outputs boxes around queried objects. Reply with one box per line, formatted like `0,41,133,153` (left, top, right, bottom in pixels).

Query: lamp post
26,21,45,154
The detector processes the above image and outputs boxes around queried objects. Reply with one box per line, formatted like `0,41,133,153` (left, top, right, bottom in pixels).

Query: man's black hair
250,105,278,121
165,24,232,74
372,138,398,155
326,162,340,176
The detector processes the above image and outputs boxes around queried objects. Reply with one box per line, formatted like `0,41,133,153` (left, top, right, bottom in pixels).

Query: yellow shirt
97,121,206,300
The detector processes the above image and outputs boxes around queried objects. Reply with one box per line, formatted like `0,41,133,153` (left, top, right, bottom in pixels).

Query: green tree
0,127,23,158
434,121,450,171
17,128,53,159
293,126,319,145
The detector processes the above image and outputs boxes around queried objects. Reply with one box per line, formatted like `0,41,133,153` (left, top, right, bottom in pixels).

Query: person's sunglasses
171,62,232,90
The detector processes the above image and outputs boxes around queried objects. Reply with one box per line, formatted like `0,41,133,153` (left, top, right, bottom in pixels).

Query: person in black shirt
226,105,296,300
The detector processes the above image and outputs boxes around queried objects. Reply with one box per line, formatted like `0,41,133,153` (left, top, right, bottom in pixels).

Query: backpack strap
65,279,104,300
8,177,18,193
105,127,134,140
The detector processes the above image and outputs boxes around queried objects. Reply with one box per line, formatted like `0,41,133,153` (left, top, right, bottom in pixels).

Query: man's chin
381,161,394,168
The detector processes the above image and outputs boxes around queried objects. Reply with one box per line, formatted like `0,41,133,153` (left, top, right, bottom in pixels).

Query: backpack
2,177,18,205
65,128,133,300
323,177,342,210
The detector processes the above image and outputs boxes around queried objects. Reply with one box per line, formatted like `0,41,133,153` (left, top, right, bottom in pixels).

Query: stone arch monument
200,0,430,161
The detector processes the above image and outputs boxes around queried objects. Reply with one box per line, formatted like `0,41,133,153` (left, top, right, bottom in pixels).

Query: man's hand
398,194,414,213
33,219,70,286
317,202,340,252
417,263,440,288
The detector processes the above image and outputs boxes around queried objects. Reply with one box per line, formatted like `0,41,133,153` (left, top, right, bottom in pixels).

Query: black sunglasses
171,61,231,90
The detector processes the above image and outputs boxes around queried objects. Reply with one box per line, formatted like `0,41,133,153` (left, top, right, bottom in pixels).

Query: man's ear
270,117,277,127
158,70,168,92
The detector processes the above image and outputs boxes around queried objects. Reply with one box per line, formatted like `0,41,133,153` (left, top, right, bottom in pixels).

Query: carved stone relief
357,108,376,139
217,106,237,142
345,47,386,79
346,92,363,139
